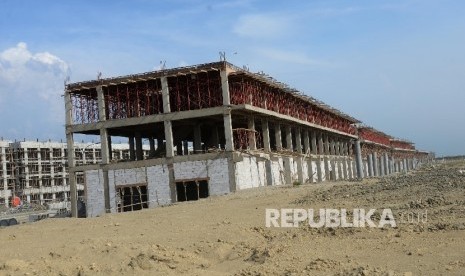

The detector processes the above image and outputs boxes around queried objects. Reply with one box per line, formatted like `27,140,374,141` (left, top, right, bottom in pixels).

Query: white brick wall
147,165,171,207
302,160,309,183
173,158,230,196
85,169,105,217
235,156,266,190
311,161,317,183
321,159,327,181
112,167,147,186
270,157,285,186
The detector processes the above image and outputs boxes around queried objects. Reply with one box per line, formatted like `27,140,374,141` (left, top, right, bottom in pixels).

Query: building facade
0,140,148,208
65,61,432,217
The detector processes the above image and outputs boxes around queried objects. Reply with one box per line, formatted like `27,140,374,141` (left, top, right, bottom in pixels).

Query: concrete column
223,110,234,151
261,119,271,152
295,128,302,154
311,131,317,155
220,70,230,105
329,138,336,181
128,136,136,161
304,130,313,183
176,141,183,156
354,140,364,179
367,154,373,177
164,121,175,157
1,147,7,207
384,153,390,175
221,69,234,151
341,142,348,180
373,152,379,176
183,140,189,155
247,117,256,150
149,137,155,157
285,125,293,151
96,85,111,213
193,124,202,153
275,124,282,151
323,134,330,181
380,155,385,177
316,133,324,182
135,132,143,160
303,130,310,155
161,77,171,113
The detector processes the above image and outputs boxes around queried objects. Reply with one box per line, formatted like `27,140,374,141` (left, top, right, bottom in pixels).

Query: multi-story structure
64,61,432,217
0,141,149,208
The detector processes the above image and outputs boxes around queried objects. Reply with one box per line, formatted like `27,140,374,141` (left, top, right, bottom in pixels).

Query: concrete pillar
329,138,336,181
303,130,310,154
161,77,171,113
323,134,330,181
354,140,364,179
164,121,174,157
247,117,256,150
193,124,202,153
261,119,271,152
220,70,234,151
384,153,390,175
367,154,373,177
285,125,293,151
135,132,143,160
275,124,282,151
149,137,155,157
311,131,317,155
373,152,379,176
316,133,324,182
221,70,230,106
380,155,385,176
176,141,183,156
295,128,302,154
96,85,111,213
183,140,189,155
304,130,313,183
341,142,347,180
128,136,136,161
223,110,234,151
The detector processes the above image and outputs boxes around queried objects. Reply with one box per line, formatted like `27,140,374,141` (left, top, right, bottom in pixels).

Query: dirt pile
0,161,464,275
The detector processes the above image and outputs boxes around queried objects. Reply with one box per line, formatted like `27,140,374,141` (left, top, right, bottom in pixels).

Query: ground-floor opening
176,180,209,202
117,185,149,212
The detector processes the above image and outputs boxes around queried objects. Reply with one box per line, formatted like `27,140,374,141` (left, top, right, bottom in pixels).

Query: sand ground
0,161,464,275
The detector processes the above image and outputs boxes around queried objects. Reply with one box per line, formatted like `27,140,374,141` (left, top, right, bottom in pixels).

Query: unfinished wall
85,169,105,217
270,157,285,186
235,155,266,190
173,158,230,196
147,165,171,207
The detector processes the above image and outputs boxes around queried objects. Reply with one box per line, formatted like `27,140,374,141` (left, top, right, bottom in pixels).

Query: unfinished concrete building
0,141,149,208
65,61,431,217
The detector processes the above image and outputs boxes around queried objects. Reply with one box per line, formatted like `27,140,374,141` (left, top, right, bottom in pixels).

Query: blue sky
0,0,464,156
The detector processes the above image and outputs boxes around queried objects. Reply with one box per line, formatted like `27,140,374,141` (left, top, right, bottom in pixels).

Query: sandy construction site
0,161,464,275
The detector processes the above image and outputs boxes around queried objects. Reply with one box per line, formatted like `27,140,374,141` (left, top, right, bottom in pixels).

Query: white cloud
0,42,70,139
0,42,69,100
233,13,292,38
